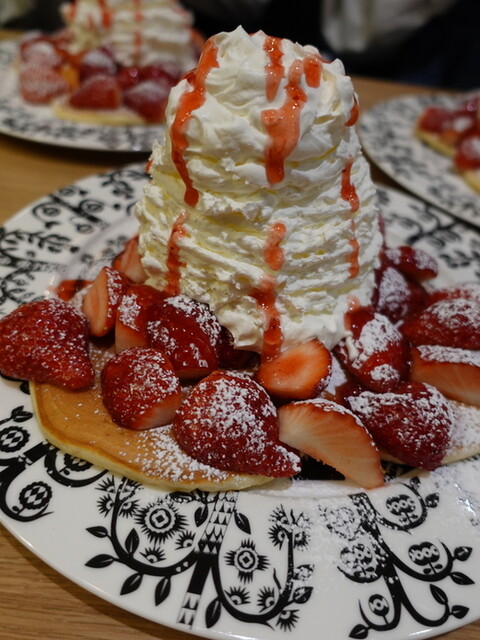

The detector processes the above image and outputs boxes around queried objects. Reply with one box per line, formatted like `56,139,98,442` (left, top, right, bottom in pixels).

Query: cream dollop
137,26,382,354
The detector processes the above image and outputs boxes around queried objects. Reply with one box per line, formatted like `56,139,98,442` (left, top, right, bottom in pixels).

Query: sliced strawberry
411,345,480,407
346,381,455,470
335,308,409,392
255,339,332,399
373,264,427,322
0,298,93,390
101,347,181,430
78,48,117,80
123,80,170,122
21,39,62,67
384,246,438,283
82,266,129,337
401,297,480,349
115,283,167,352
278,399,384,489
216,325,256,369
417,106,452,133
146,295,222,380
139,64,178,84
19,64,69,104
454,133,480,171
173,370,301,477
112,235,146,283
56,278,92,301
69,74,121,110
427,283,480,305
116,66,141,90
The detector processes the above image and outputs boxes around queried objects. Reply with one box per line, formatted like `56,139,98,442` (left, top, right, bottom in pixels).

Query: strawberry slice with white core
82,266,129,337
346,381,455,470
101,347,181,430
173,370,301,477
401,296,480,349
411,345,480,407
278,399,384,489
255,338,332,399
115,283,167,352
112,235,146,283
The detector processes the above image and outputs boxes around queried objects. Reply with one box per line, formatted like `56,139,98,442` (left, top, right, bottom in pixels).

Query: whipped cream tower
136,26,382,355
61,0,197,72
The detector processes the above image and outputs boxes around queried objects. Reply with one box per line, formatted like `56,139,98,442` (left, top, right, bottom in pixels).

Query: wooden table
0,31,478,640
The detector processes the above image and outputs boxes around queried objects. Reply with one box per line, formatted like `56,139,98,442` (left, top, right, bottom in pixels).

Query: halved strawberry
373,264,427,322
78,48,117,80
116,66,141,90
455,132,480,171
401,297,480,349
82,266,129,337
112,235,146,283
0,298,93,390
101,347,181,430
115,283,167,352
173,370,301,477
255,339,332,399
335,308,409,392
384,245,438,283
427,283,480,306
19,64,69,104
216,325,256,369
123,80,169,122
21,39,62,67
346,381,455,470
278,399,384,489
69,74,121,110
411,345,480,407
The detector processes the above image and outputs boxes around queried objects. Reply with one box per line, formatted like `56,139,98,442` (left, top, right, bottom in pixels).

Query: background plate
359,93,480,226
0,39,163,152
1,165,480,640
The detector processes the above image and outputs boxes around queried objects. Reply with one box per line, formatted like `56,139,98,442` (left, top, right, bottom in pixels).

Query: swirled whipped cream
60,0,197,71
136,26,382,354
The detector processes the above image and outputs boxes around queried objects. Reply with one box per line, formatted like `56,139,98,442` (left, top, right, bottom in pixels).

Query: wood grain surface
0,29,478,640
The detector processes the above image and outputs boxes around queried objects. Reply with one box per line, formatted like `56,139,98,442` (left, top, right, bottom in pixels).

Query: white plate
1,165,480,640
358,93,480,226
0,39,163,152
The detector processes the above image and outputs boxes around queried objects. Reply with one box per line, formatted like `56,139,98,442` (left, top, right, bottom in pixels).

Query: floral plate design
358,93,480,226
1,164,480,640
0,39,163,152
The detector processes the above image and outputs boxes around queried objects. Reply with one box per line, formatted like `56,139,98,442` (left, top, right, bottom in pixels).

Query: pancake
31,343,272,491
51,97,147,126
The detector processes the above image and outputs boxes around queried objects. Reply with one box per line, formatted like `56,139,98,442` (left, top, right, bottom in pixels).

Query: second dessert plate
359,93,480,226
1,164,480,640
0,39,163,152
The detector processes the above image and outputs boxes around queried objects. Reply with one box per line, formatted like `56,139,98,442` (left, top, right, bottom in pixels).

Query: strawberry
101,347,181,430
19,64,69,104
216,325,256,369
116,66,141,91
139,64,178,84
78,48,117,80
146,295,221,379
373,264,427,322
123,80,169,122
455,132,480,171
56,278,92,301
115,283,167,352
69,74,121,110
173,370,301,477
401,297,480,349
82,266,129,337
335,308,409,392
427,283,480,306
255,339,332,399
346,381,455,470
0,298,93,390
20,39,62,67
112,235,146,283
411,345,480,407
384,246,438,283
278,399,383,489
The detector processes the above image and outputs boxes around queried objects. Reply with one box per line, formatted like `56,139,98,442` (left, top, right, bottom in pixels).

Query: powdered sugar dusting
417,344,480,367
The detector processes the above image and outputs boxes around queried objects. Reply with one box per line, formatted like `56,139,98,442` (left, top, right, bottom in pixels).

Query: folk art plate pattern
0,39,162,152
1,164,480,640
359,93,480,226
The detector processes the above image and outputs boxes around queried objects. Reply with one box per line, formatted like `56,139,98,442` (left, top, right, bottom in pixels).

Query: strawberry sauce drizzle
264,36,284,101
170,39,219,207
163,212,188,297
98,0,112,29
345,95,359,127
341,156,360,279
133,0,144,62
264,222,286,271
251,276,283,361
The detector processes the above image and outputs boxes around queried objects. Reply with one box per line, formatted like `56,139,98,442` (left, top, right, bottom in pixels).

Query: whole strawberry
0,298,93,390
346,381,455,470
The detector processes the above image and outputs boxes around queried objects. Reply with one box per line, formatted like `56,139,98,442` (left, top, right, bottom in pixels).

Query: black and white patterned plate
359,93,480,226
1,164,480,640
0,39,163,152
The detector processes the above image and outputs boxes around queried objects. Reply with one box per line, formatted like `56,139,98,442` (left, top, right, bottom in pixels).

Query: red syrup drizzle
341,156,360,279
133,0,144,64
98,0,113,29
170,39,219,207
163,212,188,297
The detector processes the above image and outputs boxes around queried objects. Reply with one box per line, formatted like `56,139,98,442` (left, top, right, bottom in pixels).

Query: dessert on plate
415,93,480,193
1,27,480,493
17,0,201,125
